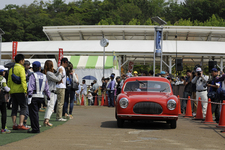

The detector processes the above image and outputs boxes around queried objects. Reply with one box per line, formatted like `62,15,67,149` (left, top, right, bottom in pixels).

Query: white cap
0,65,8,71
196,67,202,72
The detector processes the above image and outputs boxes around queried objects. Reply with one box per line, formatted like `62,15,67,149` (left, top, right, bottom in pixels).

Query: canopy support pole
119,56,121,76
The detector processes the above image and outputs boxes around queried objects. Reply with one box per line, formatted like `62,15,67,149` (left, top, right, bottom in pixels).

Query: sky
0,0,185,10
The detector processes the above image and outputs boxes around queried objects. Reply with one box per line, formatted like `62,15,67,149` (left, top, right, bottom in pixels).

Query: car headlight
167,99,176,110
119,98,129,109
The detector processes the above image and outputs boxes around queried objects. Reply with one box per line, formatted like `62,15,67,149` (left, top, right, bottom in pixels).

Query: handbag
71,74,79,91
11,66,21,84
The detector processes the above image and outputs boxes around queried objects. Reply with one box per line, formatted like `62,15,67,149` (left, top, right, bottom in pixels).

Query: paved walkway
1,106,225,150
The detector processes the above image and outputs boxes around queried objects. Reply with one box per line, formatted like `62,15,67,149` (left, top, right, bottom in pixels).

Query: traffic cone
94,96,98,106
193,97,203,120
81,95,84,106
216,100,225,128
101,94,104,106
184,96,193,118
177,95,182,115
203,98,217,124
104,94,108,106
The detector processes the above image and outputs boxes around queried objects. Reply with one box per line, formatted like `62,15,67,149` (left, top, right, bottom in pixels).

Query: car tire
170,120,177,129
115,111,117,119
117,118,124,128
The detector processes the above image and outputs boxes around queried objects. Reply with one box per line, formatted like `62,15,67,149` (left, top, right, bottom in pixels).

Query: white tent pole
103,47,105,78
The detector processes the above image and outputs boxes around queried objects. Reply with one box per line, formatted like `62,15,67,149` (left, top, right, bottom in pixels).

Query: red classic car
115,76,178,129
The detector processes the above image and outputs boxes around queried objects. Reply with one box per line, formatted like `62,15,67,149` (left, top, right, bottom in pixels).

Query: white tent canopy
2,40,225,57
65,56,119,86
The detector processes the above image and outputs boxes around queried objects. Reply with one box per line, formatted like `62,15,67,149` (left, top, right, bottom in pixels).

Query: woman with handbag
43,60,63,126
63,62,78,119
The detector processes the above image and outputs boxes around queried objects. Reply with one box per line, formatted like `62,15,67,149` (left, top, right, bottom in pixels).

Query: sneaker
1,129,11,134
56,118,67,121
13,125,18,130
68,115,73,119
18,125,29,130
192,112,196,117
24,124,31,129
39,109,45,112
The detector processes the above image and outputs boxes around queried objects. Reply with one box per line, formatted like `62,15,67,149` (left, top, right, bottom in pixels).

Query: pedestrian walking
8,54,29,130
27,61,51,133
56,58,68,121
107,74,116,107
63,62,78,119
191,67,208,118
43,60,63,127
207,68,220,123
81,80,87,106
181,70,192,114
0,65,11,133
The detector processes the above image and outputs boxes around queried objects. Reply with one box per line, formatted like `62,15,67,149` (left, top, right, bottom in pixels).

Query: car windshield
123,80,171,92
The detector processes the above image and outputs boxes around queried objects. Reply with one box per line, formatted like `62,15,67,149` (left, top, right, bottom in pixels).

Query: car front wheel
170,120,177,129
117,118,124,128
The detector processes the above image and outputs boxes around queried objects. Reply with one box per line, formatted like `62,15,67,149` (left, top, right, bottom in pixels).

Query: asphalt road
2,106,225,150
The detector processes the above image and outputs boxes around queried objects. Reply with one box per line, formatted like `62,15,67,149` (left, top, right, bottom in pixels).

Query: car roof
125,76,170,84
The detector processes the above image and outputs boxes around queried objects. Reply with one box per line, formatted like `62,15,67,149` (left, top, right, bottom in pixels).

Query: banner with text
58,48,63,67
12,41,18,60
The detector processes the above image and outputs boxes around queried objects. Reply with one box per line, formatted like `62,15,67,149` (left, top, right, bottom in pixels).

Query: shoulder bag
11,66,21,84
71,74,79,91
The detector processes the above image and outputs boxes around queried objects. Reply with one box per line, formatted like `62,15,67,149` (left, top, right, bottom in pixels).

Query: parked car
115,76,179,129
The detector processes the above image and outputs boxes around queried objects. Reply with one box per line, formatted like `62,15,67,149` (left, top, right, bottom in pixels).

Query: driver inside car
131,83,141,91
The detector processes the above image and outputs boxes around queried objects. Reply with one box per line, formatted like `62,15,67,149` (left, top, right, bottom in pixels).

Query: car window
123,80,171,92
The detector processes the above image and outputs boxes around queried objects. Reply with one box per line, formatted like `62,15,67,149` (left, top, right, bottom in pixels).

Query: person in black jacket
116,76,121,96
181,70,193,114
207,68,220,123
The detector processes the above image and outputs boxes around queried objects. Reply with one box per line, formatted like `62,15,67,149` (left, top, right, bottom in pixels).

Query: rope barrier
179,97,225,105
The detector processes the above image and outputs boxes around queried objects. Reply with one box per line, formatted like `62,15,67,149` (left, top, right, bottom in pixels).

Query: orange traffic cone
177,95,182,115
94,96,98,106
193,97,203,120
216,100,225,128
104,94,108,106
184,96,193,118
101,94,104,106
81,95,84,106
203,98,217,124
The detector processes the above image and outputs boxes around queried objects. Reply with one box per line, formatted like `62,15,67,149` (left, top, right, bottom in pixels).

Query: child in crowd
0,65,11,134
87,90,93,106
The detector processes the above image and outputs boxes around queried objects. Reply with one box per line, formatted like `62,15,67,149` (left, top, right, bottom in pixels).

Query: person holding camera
207,68,220,123
191,67,209,118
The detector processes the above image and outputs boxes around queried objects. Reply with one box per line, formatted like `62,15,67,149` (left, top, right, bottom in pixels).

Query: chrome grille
133,102,162,114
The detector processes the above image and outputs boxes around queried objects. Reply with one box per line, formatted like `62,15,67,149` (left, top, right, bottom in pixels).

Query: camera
197,72,201,76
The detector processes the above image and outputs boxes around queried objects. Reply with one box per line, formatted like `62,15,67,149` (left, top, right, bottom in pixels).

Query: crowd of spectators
0,54,224,134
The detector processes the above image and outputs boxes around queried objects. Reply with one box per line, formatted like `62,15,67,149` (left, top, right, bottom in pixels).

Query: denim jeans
108,90,114,107
181,91,192,113
63,87,75,115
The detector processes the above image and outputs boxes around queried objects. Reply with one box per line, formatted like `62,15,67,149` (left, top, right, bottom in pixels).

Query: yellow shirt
8,63,27,94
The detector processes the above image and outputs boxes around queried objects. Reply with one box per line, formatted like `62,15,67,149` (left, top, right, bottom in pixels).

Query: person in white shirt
75,84,81,105
56,58,68,121
87,90,93,106
191,67,209,118
81,80,87,106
